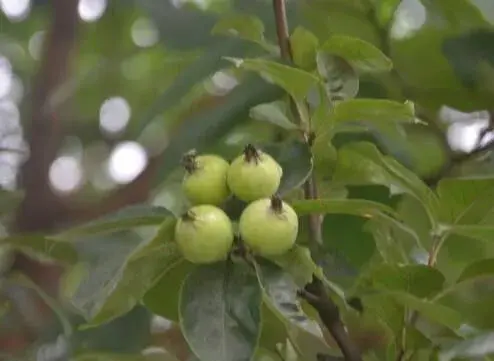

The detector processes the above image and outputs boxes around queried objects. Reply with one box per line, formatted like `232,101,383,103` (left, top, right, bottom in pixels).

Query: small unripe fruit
175,205,234,264
239,196,298,256
182,150,230,206
227,144,283,202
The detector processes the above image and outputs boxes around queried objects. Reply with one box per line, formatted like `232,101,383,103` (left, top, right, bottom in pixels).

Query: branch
300,278,362,361
14,0,80,232
272,1,361,360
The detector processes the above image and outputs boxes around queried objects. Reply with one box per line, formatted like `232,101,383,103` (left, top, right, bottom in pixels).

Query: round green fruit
182,151,230,206
239,196,298,256
175,205,234,264
227,144,282,202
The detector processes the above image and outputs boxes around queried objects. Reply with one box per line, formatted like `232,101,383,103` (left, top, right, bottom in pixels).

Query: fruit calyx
181,210,197,223
243,144,261,164
270,194,284,214
181,149,199,174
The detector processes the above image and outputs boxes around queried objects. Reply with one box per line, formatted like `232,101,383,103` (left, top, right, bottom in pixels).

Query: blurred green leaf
67,218,180,327
0,189,23,215
250,101,298,130
291,198,398,218
143,260,195,322
267,246,318,288
385,291,463,331
263,141,312,195
439,332,494,361
316,53,359,101
0,234,77,264
446,224,494,244
212,13,273,51
332,142,439,222
59,205,172,238
457,258,494,282
179,262,261,361
320,35,393,73
153,76,282,187
226,57,321,101
290,27,319,70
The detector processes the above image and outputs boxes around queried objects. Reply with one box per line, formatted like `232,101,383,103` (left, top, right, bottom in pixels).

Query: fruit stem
181,149,198,174
243,144,261,164
182,210,196,222
270,195,283,214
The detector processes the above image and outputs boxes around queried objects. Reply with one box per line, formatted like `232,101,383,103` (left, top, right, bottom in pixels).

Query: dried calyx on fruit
181,149,230,206
227,144,283,202
174,205,234,264
239,195,298,256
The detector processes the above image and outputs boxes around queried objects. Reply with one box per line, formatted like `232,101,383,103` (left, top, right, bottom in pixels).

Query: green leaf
66,218,181,327
331,99,415,125
249,101,298,130
226,57,321,101
212,13,273,51
332,142,439,222
358,264,445,298
320,35,393,73
439,332,494,361
254,260,324,339
143,260,195,322
316,53,359,102
153,76,282,187
290,27,319,70
457,258,494,283
291,198,398,218
385,291,463,331
59,205,172,238
263,141,312,195
267,246,319,287
0,234,77,264
446,224,494,244
179,262,262,361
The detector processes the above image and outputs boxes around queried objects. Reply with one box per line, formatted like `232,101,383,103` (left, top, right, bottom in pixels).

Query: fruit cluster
174,144,299,264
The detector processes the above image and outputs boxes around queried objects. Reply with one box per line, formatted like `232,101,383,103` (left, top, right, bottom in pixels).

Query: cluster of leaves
2,0,494,360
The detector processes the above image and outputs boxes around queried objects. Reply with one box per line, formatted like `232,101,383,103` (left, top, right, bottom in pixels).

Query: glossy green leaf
143,260,195,322
59,205,172,238
212,13,273,51
332,142,439,222
320,35,393,73
254,260,324,339
67,218,181,327
179,262,262,361
249,101,298,130
226,57,321,101
331,99,415,125
263,141,312,195
439,332,494,361
291,198,398,218
290,26,319,70
0,234,77,264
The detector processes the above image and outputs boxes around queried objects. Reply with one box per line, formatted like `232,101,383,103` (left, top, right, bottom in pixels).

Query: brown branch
14,0,80,233
272,1,361,360
300,278,362,361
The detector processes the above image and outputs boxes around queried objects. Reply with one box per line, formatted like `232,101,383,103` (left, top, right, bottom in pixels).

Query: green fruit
175,205,234,264
227,144,282,202
182,150,230,206
239,196,298,256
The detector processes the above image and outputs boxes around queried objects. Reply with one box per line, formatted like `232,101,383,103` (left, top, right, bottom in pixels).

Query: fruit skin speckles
227,144,283,202
239,196,298,257
175,205,234,264
182,151,231,206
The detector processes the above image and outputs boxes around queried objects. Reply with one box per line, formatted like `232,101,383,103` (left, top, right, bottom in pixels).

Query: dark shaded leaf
59,205,172,237
320,35,393,73
65,218,180,326
179,262,261,361
0,189,23,215
457,258,494,283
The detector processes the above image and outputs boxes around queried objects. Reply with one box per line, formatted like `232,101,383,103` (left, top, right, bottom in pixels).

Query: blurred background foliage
0,0,494,360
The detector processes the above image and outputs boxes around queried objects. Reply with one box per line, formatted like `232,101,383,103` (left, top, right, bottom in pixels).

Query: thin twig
271,1,361,360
